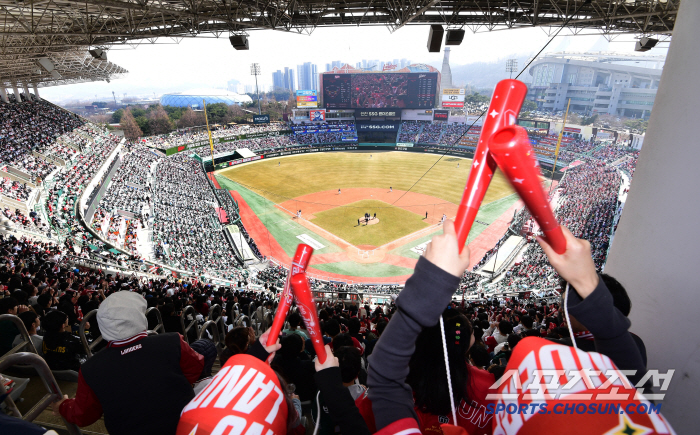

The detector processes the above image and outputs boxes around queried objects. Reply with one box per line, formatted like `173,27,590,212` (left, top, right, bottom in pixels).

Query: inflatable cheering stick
488,125,567,254
290,273,328,363
454,79,528,252
266,244,314,347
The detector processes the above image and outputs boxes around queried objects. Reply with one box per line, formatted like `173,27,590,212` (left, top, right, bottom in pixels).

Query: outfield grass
310,199,429,247
218,152,513,205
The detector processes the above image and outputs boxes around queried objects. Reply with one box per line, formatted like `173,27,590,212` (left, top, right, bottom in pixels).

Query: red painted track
208,174,221,189
229,190,291,264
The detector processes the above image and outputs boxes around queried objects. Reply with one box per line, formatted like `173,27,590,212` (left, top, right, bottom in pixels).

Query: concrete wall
604,0,700,432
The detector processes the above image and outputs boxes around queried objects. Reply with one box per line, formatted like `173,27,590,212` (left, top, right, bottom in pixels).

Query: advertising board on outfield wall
163,130,292,156
442,88,466,108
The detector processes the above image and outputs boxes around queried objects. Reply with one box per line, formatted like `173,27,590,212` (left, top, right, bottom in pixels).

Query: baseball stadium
0,1,697,434
213,150,518,282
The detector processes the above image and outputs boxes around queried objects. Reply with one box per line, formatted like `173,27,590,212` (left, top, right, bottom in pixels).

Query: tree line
112,100,289,140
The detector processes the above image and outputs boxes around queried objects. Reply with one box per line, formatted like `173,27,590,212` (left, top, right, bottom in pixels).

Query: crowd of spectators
1,213,665,435
0,100,83,180
139,123,288,149
440,123,472,146
97,147,158,217
151,154,241,278
415,122,443,144
0,99,671,435
0,176,31,201
45,126,121,239
592,145,638,164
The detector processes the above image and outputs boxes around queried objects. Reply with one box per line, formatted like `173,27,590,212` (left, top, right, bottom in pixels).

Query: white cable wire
313,390,321,435
439,316,458,424
563,283,577,350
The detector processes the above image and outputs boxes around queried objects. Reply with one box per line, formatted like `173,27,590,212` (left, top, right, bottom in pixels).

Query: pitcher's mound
358,216,380,226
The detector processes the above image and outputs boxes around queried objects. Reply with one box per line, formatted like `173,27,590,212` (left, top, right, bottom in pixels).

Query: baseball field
216,151,520,283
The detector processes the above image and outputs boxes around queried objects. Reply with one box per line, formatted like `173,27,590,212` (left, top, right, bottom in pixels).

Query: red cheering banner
266,244,314,347
488,125,567,254
290,273,328,363
454,79,528,251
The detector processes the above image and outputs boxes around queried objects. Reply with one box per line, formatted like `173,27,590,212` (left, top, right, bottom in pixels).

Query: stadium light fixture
506,59,518,79
250,63,262,115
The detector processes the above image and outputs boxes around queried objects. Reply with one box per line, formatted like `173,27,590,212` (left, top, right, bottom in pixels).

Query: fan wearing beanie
51,291,205,435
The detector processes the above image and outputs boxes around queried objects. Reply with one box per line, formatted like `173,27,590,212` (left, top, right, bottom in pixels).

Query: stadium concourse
0,95,651,435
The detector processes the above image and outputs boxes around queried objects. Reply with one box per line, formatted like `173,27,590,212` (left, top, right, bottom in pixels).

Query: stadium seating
0,99,640,298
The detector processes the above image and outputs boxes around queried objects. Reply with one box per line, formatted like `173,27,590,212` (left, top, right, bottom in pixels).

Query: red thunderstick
488,125,567,254
266,244,314,347
290,273,328,363
453,79,528,252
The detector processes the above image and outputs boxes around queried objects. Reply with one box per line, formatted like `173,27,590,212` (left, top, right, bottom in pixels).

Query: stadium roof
0,49,128,89
0,0,679,89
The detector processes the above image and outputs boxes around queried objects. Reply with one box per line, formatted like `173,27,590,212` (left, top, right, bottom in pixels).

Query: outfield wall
207,144,474,170
206,144,565,181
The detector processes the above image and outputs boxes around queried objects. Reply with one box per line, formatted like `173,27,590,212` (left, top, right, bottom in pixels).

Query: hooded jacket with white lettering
59,332,204,435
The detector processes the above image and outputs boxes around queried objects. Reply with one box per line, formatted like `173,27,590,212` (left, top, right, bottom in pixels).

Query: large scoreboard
323,72,438,109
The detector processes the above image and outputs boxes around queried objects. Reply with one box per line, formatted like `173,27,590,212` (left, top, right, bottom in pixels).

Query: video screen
323,73,438,109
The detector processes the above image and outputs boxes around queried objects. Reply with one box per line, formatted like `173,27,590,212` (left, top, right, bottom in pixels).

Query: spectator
41,310,85,371
271,333,317,402
52,291,204,435
282,311,309,341
407,312,495,434
0,296,29,355
12,310,43,356
220,326,253,366
313,346,376,434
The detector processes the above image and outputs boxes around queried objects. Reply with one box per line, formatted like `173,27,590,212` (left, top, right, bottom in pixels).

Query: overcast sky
38,25,668,102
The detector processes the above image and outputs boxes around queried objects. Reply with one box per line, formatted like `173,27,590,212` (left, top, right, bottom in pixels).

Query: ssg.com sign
357,123,399,131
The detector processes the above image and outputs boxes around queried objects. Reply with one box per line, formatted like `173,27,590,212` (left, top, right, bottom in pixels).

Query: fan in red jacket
51,291,204,435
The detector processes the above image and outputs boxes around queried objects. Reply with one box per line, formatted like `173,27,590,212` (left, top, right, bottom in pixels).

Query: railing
0,314,38,356
0,353,82,435
180,306,199,344
146,307,164,334
79,310,102,358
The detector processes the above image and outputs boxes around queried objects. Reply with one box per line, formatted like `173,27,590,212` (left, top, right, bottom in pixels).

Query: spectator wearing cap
52,291,205,435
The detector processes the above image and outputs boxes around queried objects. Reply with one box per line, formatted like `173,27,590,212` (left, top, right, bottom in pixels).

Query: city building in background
297,62,319,92
272,67,296,92
160,88,252,108
526,52,664,118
